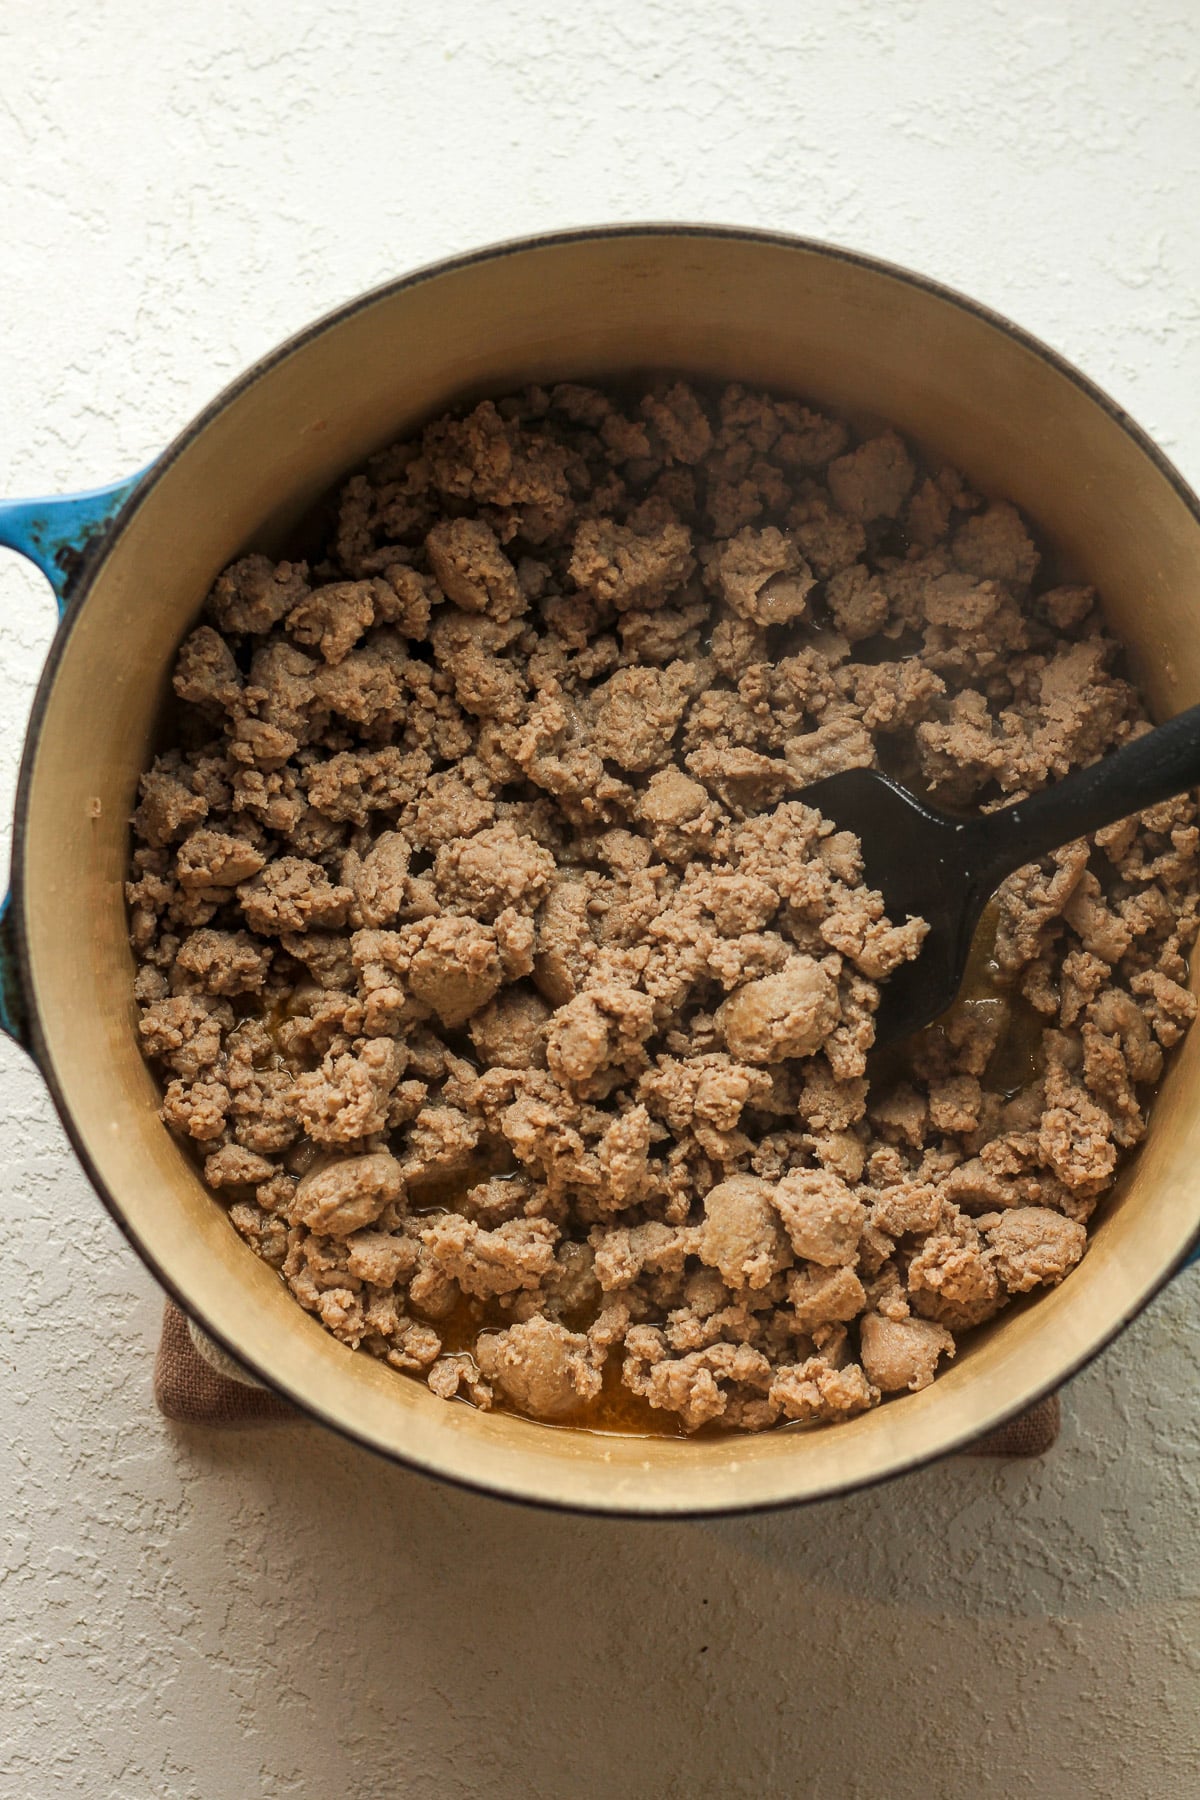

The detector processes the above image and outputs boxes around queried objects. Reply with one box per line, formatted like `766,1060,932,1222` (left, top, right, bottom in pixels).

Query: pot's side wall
20,230,1200,1512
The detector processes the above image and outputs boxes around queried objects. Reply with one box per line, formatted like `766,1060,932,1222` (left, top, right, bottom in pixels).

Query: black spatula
801,701,1200,1048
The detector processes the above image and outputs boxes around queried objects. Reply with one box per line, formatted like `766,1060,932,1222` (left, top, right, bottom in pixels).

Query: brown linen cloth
153,1301,1060,1454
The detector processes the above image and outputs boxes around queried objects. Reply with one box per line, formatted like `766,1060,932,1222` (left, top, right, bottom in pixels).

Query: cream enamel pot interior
3,226,1199,1516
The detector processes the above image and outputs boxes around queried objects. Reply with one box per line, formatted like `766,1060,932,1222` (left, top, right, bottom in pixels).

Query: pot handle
0,469,150,1044
0,470,148,613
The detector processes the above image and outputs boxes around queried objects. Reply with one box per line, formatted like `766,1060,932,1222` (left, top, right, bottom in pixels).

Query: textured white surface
2,4,1200,1795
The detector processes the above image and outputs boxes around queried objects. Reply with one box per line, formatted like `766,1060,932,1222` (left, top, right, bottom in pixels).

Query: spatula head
799,767,989,1046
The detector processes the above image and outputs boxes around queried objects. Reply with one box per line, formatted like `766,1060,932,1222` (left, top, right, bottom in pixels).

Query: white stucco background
2,4,1199,1795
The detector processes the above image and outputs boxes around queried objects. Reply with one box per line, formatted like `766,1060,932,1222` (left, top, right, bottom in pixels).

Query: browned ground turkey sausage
129,379,1199,1433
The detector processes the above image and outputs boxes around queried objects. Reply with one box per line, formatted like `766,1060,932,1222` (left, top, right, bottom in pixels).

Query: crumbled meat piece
625,1338,774,1432
203,1144,277,1189
952,501,1039,586
993,844,1090,974
787,484,867,577
907,1219,1002,1331
427,1353,493,1407
176,829,266,892
870,1181,943,1236
425,517,524,622
545,983,656,1092
455,1177,528,1228
569,516,694,611
494,907,536,981
133,756,210,847
1080,987,1162,1146
716,957,840,1064
697,1176,791,1290
348,830,411,928
636,766,718,864
919,574,1031,683
138,994,232,1082
404,770,497,853
238,857,353,935
859,1313,955,1393
345,1229,421,1287
639,1052,771,1163
592,1220,694,1290
787,1263,867,1331
1130,968,1197,1047
290,1152,404,1236
475,1318,602,1419
421,1214,558,1298
428,609,527,724
784,717,875,786
209,554,310,634
709,526,814,628
468,987,552,1070
174,625,245,716
827,431,915,522
286,581,376,664
228,1202,290,1267
384,1318,444,1372
293,1039,401,1146
772,1170,865,1265
532,878,598,1005
844,659,945,732
1041,584,1095,631
1064,871,1131,963
374,564,435,637
986,1207,1087,1292
402,1104,479,1185
132,376,1198,1437
175,929,272,995
769,1358,877,1424
425,399,574,542
640,381,714,463
161,1076,230,1141
406,916,503,1028
434,821,555,919
304,746,432,827
825,565,890,642
904,465,977,549
928,1074,983,1135
589,663,694,770
1037,1031,1120,1196
596,1104,655,1205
